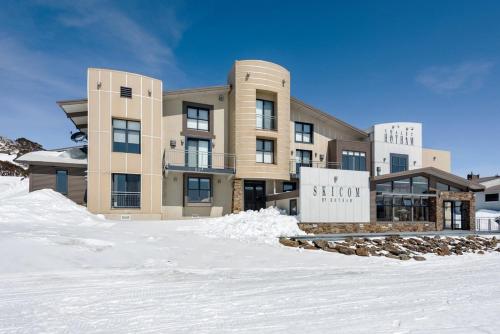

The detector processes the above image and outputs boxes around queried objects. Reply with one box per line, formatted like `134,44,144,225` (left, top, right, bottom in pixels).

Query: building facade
17,59,484,232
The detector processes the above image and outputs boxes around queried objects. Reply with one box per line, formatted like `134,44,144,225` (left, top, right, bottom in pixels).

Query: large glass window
376,182,392,193
186,138,210,168
393,196,412,222
436,182,461,192
295,122,313,143
296,150,312,171
111,174,140,208
413,197,429,221
256,99,275,130
390,153,408,173
376,196,393,221
342,150,366,171
393,178,411,193
186,177,211,203
256,139,274,163
187,106,209,131
56,170,68,195
412,176,429,194
113,119,140,154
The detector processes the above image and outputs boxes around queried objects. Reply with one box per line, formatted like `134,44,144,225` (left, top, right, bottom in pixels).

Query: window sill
181,130,215,139
294,141,313,144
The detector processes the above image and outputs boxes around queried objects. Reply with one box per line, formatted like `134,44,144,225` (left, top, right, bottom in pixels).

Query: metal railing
289,160,342,175
256,114,276,130
165,149,236,173
475,217,500,232
111,191,140,208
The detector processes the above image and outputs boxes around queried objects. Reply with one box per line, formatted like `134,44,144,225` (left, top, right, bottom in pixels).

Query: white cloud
416,61,494,94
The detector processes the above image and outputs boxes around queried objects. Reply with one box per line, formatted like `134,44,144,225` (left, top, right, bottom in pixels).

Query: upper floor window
256,99,275,130
256,139,274,164
342,151,366,171
56,170,68,195
283,182,297,192
187,106,209,131
485,193,499,202
113,119,140,154
390,153,408,173
295,122,313,143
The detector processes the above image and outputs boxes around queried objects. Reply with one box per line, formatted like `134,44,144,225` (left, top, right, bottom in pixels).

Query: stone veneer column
232,178,243,213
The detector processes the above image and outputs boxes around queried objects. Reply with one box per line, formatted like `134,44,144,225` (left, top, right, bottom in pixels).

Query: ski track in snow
0,177,500,333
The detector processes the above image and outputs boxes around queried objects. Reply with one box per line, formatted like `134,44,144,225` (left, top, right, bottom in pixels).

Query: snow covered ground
0,177,500,333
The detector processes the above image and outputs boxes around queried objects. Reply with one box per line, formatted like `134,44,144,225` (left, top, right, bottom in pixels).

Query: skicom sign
300,167,370,223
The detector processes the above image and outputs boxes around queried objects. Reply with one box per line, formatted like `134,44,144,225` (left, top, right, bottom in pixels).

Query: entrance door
443,201,465,230
244,181,266,211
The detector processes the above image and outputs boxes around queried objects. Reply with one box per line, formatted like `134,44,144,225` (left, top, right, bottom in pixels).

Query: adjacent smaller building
468,174,500,211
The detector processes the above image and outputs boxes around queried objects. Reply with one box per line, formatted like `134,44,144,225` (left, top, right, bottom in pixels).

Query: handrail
289,160,342,174
165,149,236,172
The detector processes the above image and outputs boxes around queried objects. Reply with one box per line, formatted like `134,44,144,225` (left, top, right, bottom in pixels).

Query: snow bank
188,207,306,245
476,209,500,218
0,176,28,200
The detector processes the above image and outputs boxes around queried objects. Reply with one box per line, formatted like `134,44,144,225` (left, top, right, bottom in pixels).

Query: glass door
443,201,464,230
444,201,453,229
186,139,210,168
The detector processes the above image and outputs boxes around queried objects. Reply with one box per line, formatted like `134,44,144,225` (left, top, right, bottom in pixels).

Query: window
187,106,209,131
412,176,429,194
295,122,313,143
436,182,461,192
186,177,212,203
111,174,140,208
289,199,298,216
485,193,499,202
113,119,140,154
376,196,393,221
120,86,132,98
56,170,68,195
393,196,412,222
283,182,297,192
413,197,429,221
296,149,312,166
256,139,274,163
376,182,392,193
393,178,411,194
342,151,367,171
256,99,275,130
186,138,210,168
390,153,408,173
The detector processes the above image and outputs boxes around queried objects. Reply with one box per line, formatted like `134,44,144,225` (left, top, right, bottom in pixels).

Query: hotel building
17,60,484,232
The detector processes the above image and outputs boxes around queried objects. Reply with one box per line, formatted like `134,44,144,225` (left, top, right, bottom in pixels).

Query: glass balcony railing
165,149,236,174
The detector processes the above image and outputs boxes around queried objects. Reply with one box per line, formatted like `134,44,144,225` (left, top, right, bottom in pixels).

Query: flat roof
15,147,87,167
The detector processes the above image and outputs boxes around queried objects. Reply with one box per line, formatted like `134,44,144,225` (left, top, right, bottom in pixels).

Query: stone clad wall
232,178,243,213
436,191,476,231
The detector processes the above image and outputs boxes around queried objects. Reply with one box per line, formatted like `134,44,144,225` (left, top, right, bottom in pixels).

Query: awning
57,99,88,133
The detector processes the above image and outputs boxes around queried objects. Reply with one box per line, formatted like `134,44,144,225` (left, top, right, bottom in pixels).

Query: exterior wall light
245,72,250,81
97,81,102,89
319,154,324,161
282,79,286,87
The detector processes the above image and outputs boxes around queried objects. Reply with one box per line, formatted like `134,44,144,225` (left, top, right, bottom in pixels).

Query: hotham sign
299,167,370,223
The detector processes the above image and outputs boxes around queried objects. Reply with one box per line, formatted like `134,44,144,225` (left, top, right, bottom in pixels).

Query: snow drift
183,207,306,245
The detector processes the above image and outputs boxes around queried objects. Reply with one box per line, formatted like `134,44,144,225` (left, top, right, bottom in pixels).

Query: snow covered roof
15,147,87,167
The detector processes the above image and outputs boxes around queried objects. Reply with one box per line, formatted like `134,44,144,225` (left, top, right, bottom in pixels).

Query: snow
0,152,26,169
15,147,87,166
1,177,500,333
476,209,500,218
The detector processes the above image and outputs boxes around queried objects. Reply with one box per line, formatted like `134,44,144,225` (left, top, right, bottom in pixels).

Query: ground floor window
485,193,499,202
56,170,68,195
376,195,430,222
186,176,212,203
111,174,141,208
283,182,297,192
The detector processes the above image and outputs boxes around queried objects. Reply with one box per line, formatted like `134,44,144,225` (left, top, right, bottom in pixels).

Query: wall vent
120,86,132,98
120,214,131,221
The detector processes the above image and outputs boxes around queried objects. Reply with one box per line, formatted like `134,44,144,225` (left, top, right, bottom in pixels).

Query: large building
17,60,484,232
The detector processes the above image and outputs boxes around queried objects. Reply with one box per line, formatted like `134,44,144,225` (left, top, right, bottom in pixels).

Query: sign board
299,167,370,223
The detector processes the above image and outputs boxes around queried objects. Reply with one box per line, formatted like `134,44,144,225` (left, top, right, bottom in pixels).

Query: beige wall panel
126,154,142,173
111,153,126,171
422,148,451,172
142,77,153,98
111,93,127,119
112,72,127,91
127,96,141,120
126,74,141,93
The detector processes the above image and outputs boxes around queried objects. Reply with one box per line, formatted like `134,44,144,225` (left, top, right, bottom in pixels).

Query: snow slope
0,177,500,333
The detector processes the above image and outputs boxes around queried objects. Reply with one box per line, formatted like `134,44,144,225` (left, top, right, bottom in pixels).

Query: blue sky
0,0,499,176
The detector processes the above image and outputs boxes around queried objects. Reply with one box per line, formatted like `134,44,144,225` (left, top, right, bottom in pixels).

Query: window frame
55,170,68,195
256,139,274,164
295,122,313,143
186,106,210,132
342,150,367,171
390,153,409,173
185,175,213,205
112,118,141,154
185,138,212,168
256,99,275,130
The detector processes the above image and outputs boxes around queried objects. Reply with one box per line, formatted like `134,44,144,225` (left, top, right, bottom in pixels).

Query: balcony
111,191,141,208
164,149,236,174
256,114,276,130
289,160,341,177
